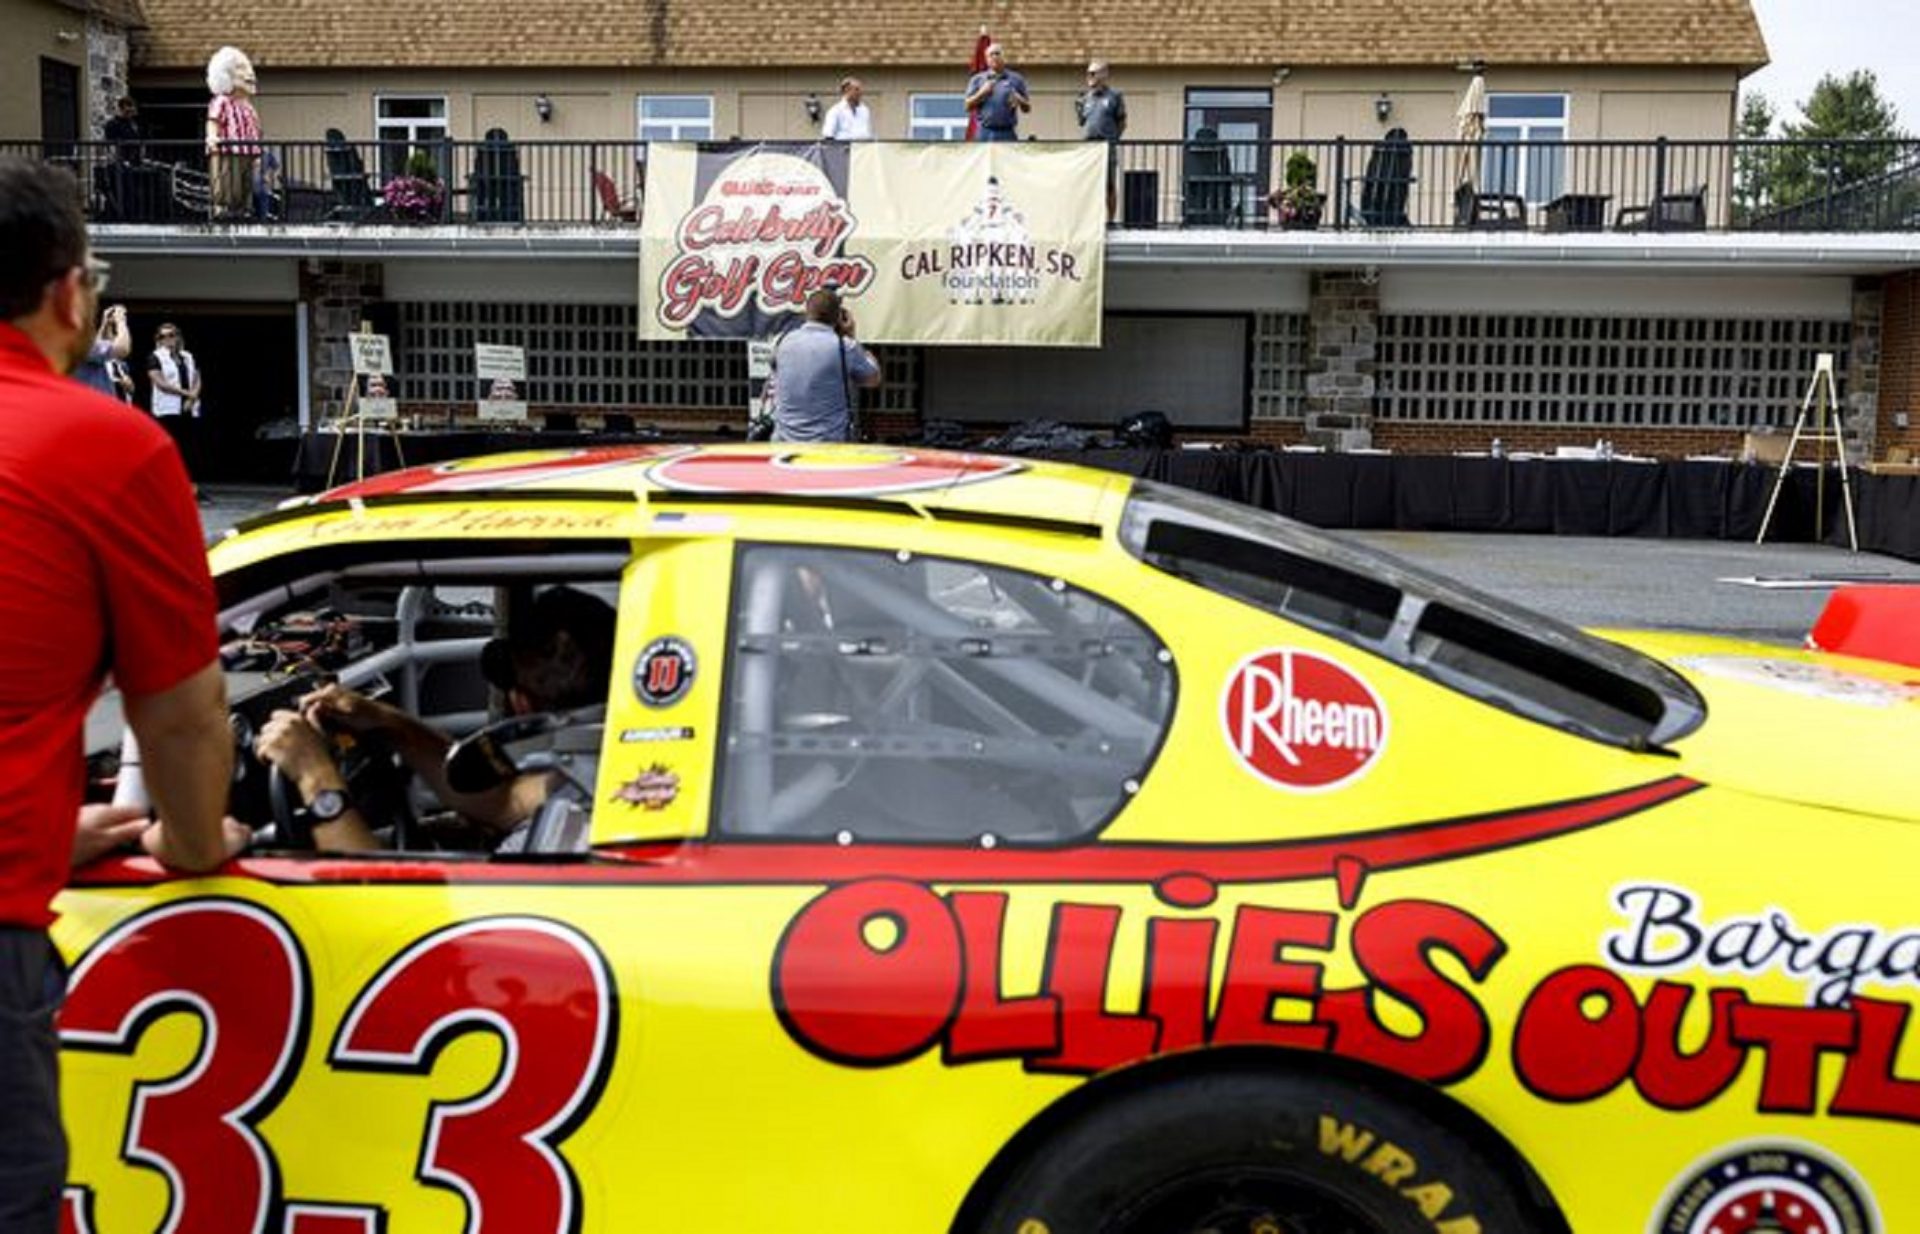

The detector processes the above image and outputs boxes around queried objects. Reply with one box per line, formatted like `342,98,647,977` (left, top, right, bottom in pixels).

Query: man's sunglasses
78,256,111,295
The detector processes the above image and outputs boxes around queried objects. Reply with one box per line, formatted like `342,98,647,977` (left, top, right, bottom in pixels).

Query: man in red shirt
0,158,241,1234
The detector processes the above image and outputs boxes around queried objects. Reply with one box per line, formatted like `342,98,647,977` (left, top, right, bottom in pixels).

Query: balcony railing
8,136,1918,234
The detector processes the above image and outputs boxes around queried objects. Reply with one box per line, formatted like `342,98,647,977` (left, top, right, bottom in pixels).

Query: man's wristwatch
298,787,351,827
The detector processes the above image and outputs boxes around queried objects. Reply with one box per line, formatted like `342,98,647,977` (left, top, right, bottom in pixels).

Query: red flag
966,28,991,141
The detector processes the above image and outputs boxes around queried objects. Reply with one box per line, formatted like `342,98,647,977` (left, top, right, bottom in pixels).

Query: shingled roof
131,0,1768,73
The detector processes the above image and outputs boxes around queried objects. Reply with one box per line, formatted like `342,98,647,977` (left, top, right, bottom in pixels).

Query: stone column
300,261,386,422
1303,269,1377,449
1845,277,1883,461
85,18,129,138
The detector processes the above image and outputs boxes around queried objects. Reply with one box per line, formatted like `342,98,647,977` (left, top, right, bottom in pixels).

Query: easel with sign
1757,352,1858,552
324,321,407,489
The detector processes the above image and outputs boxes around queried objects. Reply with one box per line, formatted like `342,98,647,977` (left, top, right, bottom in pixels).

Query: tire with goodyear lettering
966,1068,1556,1234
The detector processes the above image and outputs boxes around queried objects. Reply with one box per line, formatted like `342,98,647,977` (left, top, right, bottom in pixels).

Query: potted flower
1270,151,1324,230
382,150,446,222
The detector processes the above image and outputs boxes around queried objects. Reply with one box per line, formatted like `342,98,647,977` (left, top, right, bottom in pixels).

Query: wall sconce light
1271,66,1292,86
1374,92,1393,122
803,93,823,124
534,94,553,123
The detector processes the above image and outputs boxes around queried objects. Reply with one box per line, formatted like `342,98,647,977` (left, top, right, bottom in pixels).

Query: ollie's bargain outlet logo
1223,649,1388,791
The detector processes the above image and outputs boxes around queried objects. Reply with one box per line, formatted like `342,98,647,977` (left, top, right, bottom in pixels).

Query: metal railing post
1650,136,1669,232
1332,137,1348,231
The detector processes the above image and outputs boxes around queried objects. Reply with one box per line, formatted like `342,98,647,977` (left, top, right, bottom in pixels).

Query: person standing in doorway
821,77,873,141
0,155,242,1234
1077,60,1128,225
147,323,202,475
965,44,1030,142
771,284,881,443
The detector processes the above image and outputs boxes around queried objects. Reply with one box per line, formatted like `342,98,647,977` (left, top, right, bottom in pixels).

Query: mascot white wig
206,46,255,97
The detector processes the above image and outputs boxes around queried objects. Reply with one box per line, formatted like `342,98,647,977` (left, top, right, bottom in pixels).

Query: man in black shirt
103,97,143,164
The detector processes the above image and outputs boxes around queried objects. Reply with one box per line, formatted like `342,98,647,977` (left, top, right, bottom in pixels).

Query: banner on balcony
638,141,1107,347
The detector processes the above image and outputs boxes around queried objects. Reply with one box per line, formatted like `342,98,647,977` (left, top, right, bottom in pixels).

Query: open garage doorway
118,303,299,483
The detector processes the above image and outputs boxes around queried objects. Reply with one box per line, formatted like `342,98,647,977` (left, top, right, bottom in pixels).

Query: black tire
966,1067,1553,1234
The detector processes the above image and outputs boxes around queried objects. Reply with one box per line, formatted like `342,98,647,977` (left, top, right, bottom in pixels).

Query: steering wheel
261,728,418,852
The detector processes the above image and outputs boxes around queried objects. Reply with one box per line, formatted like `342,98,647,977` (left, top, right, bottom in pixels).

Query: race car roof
214,444,1127,574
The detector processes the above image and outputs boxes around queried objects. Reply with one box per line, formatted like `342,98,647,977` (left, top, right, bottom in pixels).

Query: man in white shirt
822,78,873,141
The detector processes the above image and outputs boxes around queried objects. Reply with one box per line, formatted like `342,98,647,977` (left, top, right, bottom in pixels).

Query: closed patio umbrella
1455,72,1487,193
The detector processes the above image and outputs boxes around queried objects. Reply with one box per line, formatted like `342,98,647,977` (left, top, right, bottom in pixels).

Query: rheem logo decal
1223,649,1388,792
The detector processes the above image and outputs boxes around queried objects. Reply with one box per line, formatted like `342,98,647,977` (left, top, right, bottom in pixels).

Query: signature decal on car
1647,1142,1877,1234
1223,649,1388,792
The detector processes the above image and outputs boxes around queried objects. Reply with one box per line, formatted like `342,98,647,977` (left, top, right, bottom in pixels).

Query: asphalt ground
199,485,1920,648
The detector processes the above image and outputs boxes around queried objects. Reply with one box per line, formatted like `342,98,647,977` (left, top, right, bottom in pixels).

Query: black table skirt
289,434,1916,562
1042,451,1909,560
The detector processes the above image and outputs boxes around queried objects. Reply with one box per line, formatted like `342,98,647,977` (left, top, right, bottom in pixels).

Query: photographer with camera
770,283,881,444
964,43,1030,142
72,303,131,401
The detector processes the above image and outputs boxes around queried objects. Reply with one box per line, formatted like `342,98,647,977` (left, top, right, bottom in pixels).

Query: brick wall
1371,424,1748,457
1881,271,1920,460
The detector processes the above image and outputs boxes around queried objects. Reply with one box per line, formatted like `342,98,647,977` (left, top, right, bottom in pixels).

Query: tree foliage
1764,71,1912,216
1733,91,1776,221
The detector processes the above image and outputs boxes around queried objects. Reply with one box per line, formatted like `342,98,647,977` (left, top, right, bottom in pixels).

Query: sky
1744,0,1920,131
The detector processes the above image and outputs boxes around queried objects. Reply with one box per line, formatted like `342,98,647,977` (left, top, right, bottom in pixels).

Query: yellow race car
58,445,1919,1234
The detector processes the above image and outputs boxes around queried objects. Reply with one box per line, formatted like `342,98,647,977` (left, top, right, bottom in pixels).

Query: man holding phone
769,284,881,443
965,44,1030,142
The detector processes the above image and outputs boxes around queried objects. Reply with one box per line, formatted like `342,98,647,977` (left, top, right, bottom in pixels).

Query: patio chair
1615,184,1707,232
467,128,526,223
324,128,383,222
1182,127,1244,228
1345,127,1416,227
592,168,639,223
169,162,210,217
1455,182,1527,230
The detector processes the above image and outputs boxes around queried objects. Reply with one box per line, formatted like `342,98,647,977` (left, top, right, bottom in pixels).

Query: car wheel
966,1067,1554,1234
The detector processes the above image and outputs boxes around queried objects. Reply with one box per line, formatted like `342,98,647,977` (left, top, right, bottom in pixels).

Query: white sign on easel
475,342,528,423
350,333,393,377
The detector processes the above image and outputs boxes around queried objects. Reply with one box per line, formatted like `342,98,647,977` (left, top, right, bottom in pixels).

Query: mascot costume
205,46,261,220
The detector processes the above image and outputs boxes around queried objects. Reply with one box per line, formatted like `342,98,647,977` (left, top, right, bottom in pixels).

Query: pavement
198,486,1920,648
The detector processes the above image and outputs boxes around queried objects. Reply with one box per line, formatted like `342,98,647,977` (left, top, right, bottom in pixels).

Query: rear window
1120,480,1703,750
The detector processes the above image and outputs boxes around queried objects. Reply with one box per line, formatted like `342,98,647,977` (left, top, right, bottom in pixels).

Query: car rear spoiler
1807,584,1920,669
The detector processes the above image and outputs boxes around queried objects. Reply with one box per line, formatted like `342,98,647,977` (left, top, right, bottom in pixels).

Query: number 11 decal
328,917,617,1234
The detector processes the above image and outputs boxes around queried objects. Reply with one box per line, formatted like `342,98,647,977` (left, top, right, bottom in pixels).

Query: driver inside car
251,585,616,853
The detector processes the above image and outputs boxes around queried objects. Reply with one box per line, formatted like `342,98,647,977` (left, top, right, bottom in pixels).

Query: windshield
1119,480,1705,751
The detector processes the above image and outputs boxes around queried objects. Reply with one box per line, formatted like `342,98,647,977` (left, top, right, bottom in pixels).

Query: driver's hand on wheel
298,683,398,737
254,709,343,794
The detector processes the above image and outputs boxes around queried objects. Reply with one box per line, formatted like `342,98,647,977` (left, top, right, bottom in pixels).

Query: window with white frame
637,95,714,141
909,94,969,141
1482,93,1567,205
374,95,449,182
